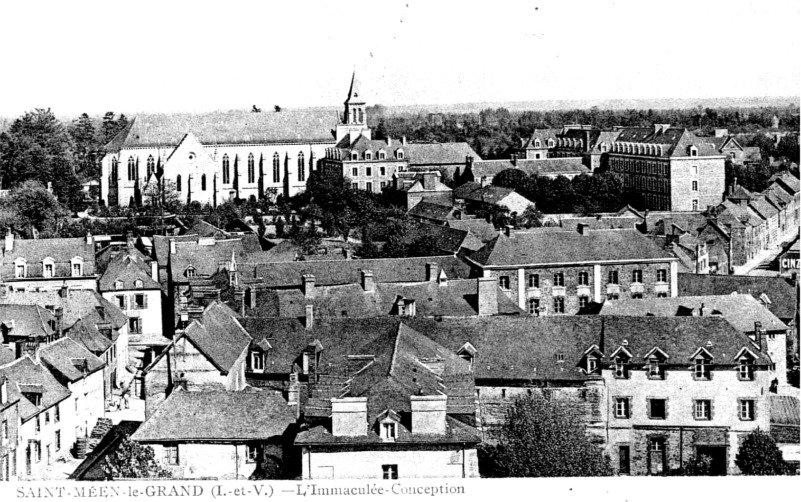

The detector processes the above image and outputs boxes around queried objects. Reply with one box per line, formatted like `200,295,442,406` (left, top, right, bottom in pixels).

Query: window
656,269,667,282
380,181,386,189
380,166,386,176
614,397,631,418
631,292,643,299
579,296,589,308
36,415,41,434
35,441,41,463
45,411,50,425
694,357,711,380
352,167,359,177
657,292,668,298
222,154,230,184
366,182,373,192
128,318,141,334
246,443,259,463
134,294,145,309
127,156,136,181
528,274,539,288
738,358,755,381
185,266,196,278
648,357,665,379
272,153,281,183
351,183,358,190
164,444,179,465
115,295,125,309
378,151,386,160
111,157,118,179
382,422,397,440
692,199,698,211
694,400,711,420
15,264,25,278
528,298,540,315
251,352,264,371
43,263,53,278
649,438,666,475
176,174,182,192
649,399,667,419
365,167,372,176
553,297,565,314
578,271,589,286
382,464,398,480
608,270,619,284
692,180,698,191
739,400,755,421
396,150,404,159
619,446,631,474
587,356,598,374
297,152,305,182
1,420,7,441
499,276,510,290
55,430,61,451
553,272,564,287
242,153,253,184
614,357,629,379
54,404,59,423
632,269,643,283
607,292,619,300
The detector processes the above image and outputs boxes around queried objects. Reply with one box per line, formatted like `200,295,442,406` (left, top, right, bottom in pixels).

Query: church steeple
343,71,366,126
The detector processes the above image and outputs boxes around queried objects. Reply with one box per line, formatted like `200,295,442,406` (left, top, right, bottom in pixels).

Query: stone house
1,234,98,292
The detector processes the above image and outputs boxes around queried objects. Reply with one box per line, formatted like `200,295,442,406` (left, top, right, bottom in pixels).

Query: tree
100,112,128,145
102,436,171,480
143,179,182,213
70,113,99,180
2,180,70,237
481,395,613,477
288,220,322,255
735,428,791,475
519,205,544,228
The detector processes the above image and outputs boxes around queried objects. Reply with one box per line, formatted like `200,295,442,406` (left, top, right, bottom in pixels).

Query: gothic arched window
247,153,255,184
127,156,136,181
272,153,280,183
146,155,155,178
176,175,182,192
297,152,306,182
222,154,230,184
201,174,207,191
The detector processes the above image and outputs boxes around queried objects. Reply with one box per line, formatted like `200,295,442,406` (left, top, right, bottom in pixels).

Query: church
100,74,479,207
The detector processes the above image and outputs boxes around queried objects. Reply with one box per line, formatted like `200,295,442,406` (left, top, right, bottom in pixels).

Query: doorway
696,446,727,476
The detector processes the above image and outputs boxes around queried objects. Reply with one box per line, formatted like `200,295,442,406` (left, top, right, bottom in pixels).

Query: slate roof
469,229,674,267
1,237,96,280
0,345,16,366
561,216,639,230
599,294,788,333
407,202,459,222
467,158,589,180
152,234,200,267
1,290,127,331
0,304,56,339
769,395,799,427
296,415,480,446
612,128,721,157
334,134,406,157
403,142,480,166
677,273,798,321
169,239,247,281
446,219,499,243
99,252,160,291
748,196,779,220
590,131,622,153
404,222,482,253
131,389,295,442
65,319,114,354
0,356,71,421
246,256,473,288
107,109,338,150
39,337,106,384
253,278,523,318
182,301,251,373
521,129,560,148
769,172,800,195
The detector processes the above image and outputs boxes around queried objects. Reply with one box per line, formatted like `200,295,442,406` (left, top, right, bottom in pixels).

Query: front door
696,446,727,476
648,438,666,475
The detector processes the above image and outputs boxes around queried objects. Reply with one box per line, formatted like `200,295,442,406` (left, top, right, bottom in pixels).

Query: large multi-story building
607,125,726,211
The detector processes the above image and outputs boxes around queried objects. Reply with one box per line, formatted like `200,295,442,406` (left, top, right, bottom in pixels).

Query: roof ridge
387,322,405,377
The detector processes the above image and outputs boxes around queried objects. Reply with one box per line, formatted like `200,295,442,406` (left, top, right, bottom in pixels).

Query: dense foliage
479,395,613,477
735,428,792,475
102,436,171,480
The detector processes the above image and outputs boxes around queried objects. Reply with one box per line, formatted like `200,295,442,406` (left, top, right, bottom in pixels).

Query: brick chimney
4,232,13,252
426,263,439,282
302,274,316,299
331,397,368,437
754,321,764,350
411,395,447,435
577,223,590,235
360,269,375,292
477,276,498,316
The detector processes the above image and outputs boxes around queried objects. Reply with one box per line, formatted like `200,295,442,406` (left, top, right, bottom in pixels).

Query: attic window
689,146,698,157
555,353,565,363
71,257,84,277
648,356,665,380
23,392,42,407
614,355,630,379
135,279,143,289
185,266,196,278
43,259,54,278
396,150,404,159
738,357,755,381
693,354,712,380
378,151,386,160
115,280,123,290
586,356,599,374
382,422,397,441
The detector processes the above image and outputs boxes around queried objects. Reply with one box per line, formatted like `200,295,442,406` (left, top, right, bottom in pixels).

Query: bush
735,428,791,475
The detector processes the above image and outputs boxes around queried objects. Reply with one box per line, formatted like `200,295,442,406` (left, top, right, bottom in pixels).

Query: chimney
305,304,314,330
511,154,518,167
754,321,764,350
86,231,93,246
402,136,407,146
698,303,705,316
466,155,474,168
58,285,69,299
480,176,490,188
426,263,439,282
151,261,159,282
577,223,590,235
302,274,316,299
387,137,392,147
360,269,374,292
247,287,257,309
287,372,300,410
422,172,436,190
170,240,177,254
411,395,447,435
504,225,513,237
4,232,13,252
477,276,498,316
331,397,368,437
55,307,63,338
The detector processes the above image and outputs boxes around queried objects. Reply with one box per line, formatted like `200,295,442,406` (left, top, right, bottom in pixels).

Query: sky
0,0,799,118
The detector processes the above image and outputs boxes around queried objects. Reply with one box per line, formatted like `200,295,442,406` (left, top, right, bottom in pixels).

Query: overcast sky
0,0,798,118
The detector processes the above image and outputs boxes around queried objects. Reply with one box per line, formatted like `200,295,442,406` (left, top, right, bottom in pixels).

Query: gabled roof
469,229,674,267
106,109,338,149
169,239,247,281
184,220,230,239
403,142,480,166
0,356,71,421
613,128,721,157
404,222,482,253
0,304,56,339
467,158,589,180
131,389,295,442
65,318,114,354
1,290,127,331
99,251,160,291
1,237,96,280
446,219,499,243
599,294,788,333
181,302,251,373
39,337,106,383
408,202,459,222
677,273,798,321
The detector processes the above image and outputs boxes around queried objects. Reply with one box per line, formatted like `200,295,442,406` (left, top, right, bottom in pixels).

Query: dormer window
115,280,123,290
351,152,358,161
43,258,54,278
458,342,477,371
534,140,542,148
251,352,264,371
587,356,598,374
378,150,386,160
691,348,713,380
185,266,196,278
14,258,27,278
396,150,404,159
71,257,83,277
382,422,397,440
647,357,663,379
134,279,143,289
689,146,698,157
365,151,372,160
614,356,629,379
738,358,754,381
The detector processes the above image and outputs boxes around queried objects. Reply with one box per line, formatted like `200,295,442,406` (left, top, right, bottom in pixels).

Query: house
599,294,791,390
140,302,251,419
0,304,60,354
402,142,480,171
453,182,536,216
1,234,98,292
132,389,296,480
0,372,21,481
294,323,481,479
321,134,408,194
393,171,453,209
446,219,498,244
607,126,726,211
37,338,106,439
455,156,590,186
407,202,463,225
768,395,799,472
465,227,679,315
0,357,71,480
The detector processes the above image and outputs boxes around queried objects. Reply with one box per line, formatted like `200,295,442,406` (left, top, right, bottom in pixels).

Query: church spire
345,70,363,104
